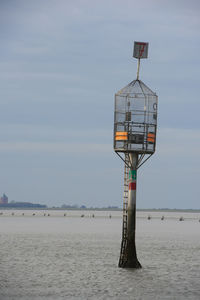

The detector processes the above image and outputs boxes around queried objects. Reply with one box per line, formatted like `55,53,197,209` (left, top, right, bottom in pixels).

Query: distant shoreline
0,207,199,213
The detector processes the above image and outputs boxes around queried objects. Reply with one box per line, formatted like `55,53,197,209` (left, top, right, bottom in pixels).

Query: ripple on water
0,215,199,299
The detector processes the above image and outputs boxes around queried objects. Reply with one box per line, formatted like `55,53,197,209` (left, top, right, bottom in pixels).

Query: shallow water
0,211,199,299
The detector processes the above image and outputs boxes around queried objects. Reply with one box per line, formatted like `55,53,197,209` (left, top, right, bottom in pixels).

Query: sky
0,0,200,209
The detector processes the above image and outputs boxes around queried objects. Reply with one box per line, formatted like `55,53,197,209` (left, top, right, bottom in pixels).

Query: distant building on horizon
0,193,8,204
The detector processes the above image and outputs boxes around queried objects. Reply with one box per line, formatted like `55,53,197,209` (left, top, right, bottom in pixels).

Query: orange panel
115,131,128,136
115,131,128,140
115,136,128,141
147,138,155,143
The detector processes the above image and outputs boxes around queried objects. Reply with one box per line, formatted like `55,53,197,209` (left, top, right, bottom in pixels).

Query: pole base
118,239,142,269
119,258,142,269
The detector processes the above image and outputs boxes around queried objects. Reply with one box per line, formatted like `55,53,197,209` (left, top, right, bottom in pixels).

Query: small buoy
179,216,184,221
147,215,151,220
161,216,164,220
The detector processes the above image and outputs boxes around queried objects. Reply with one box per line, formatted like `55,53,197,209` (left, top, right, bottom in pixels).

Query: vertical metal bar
137,58,140,80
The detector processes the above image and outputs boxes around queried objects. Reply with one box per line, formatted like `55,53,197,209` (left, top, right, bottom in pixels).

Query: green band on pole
129,170,136,180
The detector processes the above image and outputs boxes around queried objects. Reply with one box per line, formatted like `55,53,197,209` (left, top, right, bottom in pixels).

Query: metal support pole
126,153,141,267
119,152,141,268
137,58,140,80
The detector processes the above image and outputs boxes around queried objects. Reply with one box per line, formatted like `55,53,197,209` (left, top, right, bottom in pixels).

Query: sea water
0,210,199,299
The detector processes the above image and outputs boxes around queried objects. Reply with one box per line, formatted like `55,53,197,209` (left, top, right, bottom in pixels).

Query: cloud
1,125,200,160
0,141,111,154
157,128,200,157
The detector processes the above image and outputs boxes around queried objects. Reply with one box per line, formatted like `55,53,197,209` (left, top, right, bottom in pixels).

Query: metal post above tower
133,41,149,80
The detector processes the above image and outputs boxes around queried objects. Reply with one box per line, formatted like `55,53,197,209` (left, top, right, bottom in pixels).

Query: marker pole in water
125,153,141,268
115,41,157,268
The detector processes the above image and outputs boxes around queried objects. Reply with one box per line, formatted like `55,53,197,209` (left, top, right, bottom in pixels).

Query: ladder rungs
122,156,129,246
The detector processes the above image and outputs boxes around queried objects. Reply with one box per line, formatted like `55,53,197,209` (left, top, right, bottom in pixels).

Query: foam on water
0,211,199,299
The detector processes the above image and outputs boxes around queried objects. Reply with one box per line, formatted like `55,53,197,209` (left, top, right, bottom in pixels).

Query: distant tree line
0,202,47,208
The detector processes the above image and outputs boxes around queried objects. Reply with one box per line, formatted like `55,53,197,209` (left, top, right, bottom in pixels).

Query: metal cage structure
114,79,158,165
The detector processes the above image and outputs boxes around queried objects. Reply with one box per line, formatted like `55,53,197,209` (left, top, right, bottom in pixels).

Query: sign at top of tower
133,41,149,59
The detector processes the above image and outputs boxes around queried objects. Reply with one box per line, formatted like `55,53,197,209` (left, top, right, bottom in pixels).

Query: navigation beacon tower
113,42,158,268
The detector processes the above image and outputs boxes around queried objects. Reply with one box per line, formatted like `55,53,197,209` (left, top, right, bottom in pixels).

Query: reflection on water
0,210,199,299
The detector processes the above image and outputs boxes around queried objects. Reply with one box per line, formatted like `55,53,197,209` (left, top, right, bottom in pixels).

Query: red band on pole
129,182,136,190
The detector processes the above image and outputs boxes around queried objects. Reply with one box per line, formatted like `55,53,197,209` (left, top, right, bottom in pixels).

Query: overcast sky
0,0,200,208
